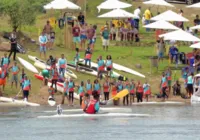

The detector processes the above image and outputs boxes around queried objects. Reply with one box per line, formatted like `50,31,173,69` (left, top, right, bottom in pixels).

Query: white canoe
79,58,120,78
0,97,40,107
132,101,184,105
29,55,77,79
48,96,56,106
67,63,97,77
112,63,145,78
191,95,200,103
38,113,150,118
44,107,132,113
47,82,80,100
17,57,39,73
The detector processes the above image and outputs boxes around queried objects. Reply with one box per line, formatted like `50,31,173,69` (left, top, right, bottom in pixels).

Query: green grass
0,0,197,98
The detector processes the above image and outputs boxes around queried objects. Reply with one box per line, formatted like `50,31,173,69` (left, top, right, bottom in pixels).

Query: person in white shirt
133,6,141,30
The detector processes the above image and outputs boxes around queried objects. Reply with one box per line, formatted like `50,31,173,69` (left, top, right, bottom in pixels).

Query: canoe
68,62,97,76
38,113,150,118
0,97,40,106
78,59,120,78
34,74,80,100
112,63,145,78
191,95,200,103
48,96,56,106
17,57,39,73
44,107,132,113
29,55,77,79
132,101,184,105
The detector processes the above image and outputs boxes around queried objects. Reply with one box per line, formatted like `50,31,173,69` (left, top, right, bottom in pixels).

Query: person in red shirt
136,81,143,102
72,23,81,49
87,24,95,49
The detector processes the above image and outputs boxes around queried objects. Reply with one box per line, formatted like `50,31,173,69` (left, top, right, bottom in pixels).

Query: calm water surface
0,104,200,140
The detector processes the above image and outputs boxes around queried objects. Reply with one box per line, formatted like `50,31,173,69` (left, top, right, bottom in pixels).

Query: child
22,75,31,101
62,79,69,105
74,48,80,71
143,81,151,102
48,85,55,98
50,31,55,50
82,93,90,111
9,61,20,89
129,79,135,104
78,81,85,106
20,68,26,89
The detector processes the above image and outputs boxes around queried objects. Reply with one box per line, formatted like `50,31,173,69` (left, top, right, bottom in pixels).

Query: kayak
29,55,77,79
112,63,145,78
132,101,184,105
17,57,39,73
44,107,132,113
34,74,80,100
191,95,200,103
78,59,120,78
68,62,97,76
0,97,40,107
38,113,150,118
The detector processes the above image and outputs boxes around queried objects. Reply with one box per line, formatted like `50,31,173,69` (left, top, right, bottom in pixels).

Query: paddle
101,89,129,104
14,89,22,99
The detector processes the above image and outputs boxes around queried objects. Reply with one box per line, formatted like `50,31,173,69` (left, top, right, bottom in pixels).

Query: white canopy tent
98,8,135,18
44,0,81,10
190,24,200,30
143,20,179,30
159,29,200,42
186,2,200,8
97,0,132,12
190,42,200,48
143,0,174,7
151,10,189,22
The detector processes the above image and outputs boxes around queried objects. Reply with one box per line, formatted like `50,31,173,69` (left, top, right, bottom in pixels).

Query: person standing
103,77,110,101
157,38,165,62
39,31,48,59
143,81,151,102
0,66,8,93
78,81,85,106
160,72,168,101
97,56,105,79
19,68,26,90
144,8,152,32
102,27,110,51
72,23,81,49
85,45,92,67
194,15,200,25
22,75,31,101
133,6,141,30
43,20,53,49
187,73,194,98
51,68,59,92
86,79,92,97
87,24,95,49
93,79,101,95
80,24,87,50
78,12,85,25
136,81,143,102
165,67,172,95
105,55,113,77
58,54,67,77
1,53,10,70
129,79,135,104
123,80,130,105
68,78,75,106
62,79,69,105
9,30,17,61
9,61,20,89
74,48,80,71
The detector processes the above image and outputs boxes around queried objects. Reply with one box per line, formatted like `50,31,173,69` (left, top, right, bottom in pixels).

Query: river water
0,104,200,140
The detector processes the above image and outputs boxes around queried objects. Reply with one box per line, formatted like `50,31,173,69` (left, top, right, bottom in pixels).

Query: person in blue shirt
169,45,178,65
187,73,194,98
102,27,110,51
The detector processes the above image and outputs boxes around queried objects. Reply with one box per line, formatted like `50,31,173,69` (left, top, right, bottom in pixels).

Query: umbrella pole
85,0,87,18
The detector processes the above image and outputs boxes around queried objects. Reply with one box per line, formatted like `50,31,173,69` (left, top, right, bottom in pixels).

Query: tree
0,0,50,30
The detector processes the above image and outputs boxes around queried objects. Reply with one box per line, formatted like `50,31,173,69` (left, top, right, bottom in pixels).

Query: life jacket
112,84,117,97
12,65,19,75
129,83,135,94
182,72,188,83
125,81,129,91
103,82,109,92
85,53,92,59
86,83,92,94
68,82,74,92
161,77,167,88
85,99,98,114
59,58,66,68
137,84,143,93
106,60,112,69
39,35,47,46
187,76,193,84
98,60,104,71
52,69,59,80
1,57,9,69
0,69,7,79
48,87,55,95
23,80,30,91
64,82,68,93
143,84,150,95
78,86,84,97
94,83,100,94
166,71,171,81
81,100,87,110
117,83,123,92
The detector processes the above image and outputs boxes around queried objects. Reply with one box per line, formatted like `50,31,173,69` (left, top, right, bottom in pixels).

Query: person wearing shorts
102,27,110,51
39,31,48,59
62,80,69,105
80,24,87,49
87,24,95,49
68,78,75,106
72,23,81,49
85,45,92,68
58,54,67,77
0,66,8,94
9,61,20,89
43,20,53,49
22,76,31,101
105,55,113,77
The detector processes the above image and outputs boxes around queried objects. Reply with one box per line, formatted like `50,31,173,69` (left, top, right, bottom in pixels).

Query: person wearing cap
102,26,110,51
22,75,31,101
8,61,20,89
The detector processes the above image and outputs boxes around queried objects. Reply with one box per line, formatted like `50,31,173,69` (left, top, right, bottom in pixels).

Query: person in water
83,90,100,114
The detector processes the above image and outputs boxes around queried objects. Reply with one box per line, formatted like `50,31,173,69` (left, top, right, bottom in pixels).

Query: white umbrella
151,10,189,22
186,2,200,8
190,24,200,30
143,20,179,30
44,0,81,10
190,42,200,49
143,0,174,7
97,0,132,12
98,8,135,18
159,29,200,42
